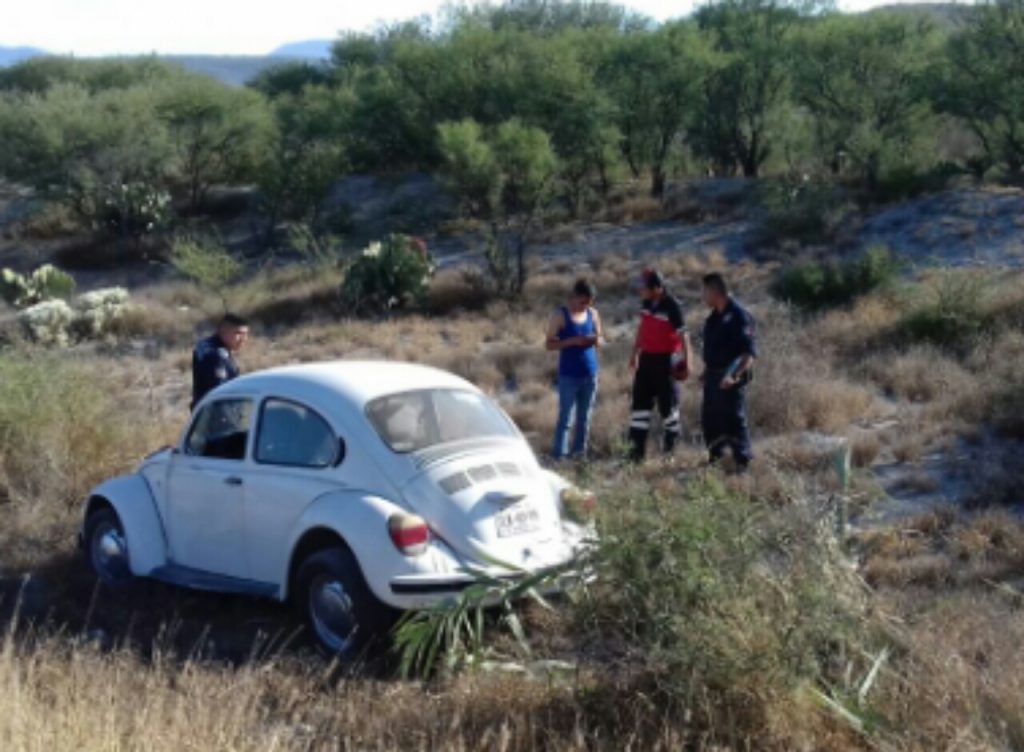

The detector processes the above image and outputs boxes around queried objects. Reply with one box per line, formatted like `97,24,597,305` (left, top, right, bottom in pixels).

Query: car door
244,397,344,585
166,397,254,579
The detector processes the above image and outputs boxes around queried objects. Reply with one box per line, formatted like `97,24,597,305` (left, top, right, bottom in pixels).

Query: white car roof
213,360,480,407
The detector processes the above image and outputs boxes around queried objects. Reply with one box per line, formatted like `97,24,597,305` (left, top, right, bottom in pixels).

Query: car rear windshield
366,389,517,453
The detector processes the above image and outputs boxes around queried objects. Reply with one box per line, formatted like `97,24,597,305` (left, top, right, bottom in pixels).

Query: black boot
628,427,648,463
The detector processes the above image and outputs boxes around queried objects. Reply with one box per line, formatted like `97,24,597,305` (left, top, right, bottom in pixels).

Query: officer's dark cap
641,268,664,290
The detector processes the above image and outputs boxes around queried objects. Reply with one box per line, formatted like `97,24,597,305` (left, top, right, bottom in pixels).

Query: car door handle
224,476,244,486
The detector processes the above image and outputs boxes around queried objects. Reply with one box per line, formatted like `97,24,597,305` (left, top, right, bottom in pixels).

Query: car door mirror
333,437,347,467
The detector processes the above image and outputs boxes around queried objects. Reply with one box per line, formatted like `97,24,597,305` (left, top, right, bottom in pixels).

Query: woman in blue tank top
545,279,602,459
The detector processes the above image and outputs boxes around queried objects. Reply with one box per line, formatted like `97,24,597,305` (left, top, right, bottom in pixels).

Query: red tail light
388,513,430,556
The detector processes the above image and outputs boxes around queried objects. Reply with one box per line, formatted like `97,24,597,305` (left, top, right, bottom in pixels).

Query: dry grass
873,588,1024,750
3,251,1024,750
0,631,597,752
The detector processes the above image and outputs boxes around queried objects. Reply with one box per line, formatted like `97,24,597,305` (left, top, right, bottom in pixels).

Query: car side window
185,399,253,461
256,398,338,468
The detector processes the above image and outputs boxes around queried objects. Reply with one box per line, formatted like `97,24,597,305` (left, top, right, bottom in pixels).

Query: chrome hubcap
91,522,129,583
309,576,357,653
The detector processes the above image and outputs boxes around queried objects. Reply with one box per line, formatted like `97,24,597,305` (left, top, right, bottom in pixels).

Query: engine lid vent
439,472,472,495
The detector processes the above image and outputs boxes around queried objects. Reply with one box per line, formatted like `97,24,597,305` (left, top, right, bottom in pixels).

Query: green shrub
169,236,243,311
757,177,852,246
94,181,172,242
900,271,990,348
773,246,899,311
341,235,433,315
393,477,875,743
1,265,76,309
574,479,863,712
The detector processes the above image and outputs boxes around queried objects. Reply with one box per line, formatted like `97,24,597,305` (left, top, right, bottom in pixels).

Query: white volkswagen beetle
81,361,591,656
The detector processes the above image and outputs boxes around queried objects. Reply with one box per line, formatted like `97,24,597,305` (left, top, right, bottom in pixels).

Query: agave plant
393,557,587,679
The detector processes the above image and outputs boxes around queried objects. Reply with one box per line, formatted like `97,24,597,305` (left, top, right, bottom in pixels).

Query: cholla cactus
1,265,75,308
1,268,29,307
74,287,130,339
20,299,75,346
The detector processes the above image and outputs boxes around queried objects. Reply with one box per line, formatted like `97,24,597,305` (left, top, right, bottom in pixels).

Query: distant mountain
0,46,46,66
162,55,317,86
0,49,319,87
271,40,333,59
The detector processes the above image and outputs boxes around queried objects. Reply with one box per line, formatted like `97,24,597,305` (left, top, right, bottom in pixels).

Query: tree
0,56,177,94
0,82,174,247
602,23,713,195
693,0,800,178
436,119,503,216
155,75,273,211
257,86,348,240
934,0,1024,177
792,14,938,192
248,62,330,98
437,118,559,297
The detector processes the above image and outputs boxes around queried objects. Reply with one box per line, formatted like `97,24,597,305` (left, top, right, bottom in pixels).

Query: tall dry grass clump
565,477,873,748
0,353,175,568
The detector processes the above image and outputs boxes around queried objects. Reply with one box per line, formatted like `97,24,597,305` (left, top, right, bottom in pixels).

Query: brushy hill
0,47,46,67
270,40,333,59
0,49,320,86
160,54,318,86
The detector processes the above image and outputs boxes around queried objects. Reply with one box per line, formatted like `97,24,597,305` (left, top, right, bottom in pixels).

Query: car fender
85,474,168,577
282,491,441,606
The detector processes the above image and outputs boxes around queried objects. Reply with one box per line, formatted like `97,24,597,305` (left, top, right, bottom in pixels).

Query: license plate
495,503,542,538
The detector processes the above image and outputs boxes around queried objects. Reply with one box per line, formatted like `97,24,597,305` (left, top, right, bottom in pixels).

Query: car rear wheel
296,546,396,659
85,507,134,588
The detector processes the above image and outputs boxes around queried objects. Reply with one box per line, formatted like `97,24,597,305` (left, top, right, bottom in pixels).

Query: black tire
84,507,135,589
295,546,396,659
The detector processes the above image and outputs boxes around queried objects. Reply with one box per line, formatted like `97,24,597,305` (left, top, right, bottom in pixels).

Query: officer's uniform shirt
702,298,757,373
637,294,685,356
191,334,240,409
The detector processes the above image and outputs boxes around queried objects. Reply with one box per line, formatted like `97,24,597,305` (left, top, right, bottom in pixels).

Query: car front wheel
85,507,134,588
296,546,395,659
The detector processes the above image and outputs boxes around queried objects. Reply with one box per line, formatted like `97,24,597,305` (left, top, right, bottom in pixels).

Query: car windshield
366,389,517,453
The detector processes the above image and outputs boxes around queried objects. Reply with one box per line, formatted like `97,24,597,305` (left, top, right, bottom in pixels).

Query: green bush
169,237,243,311
1,265,76,309
341,235,433,315
757,177,853,246
393,477,876,744
899,271,990,349
574,479,862,715
94,181,172,242
773,246,899,311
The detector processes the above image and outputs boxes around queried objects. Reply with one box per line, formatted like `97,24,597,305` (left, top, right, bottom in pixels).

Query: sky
1,0,937,56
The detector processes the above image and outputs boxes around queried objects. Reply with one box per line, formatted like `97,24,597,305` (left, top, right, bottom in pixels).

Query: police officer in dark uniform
628,269,693,462
191,313,250,410
700,273,756,469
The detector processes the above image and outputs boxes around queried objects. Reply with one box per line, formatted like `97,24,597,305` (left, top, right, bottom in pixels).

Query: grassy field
2,245,1024,750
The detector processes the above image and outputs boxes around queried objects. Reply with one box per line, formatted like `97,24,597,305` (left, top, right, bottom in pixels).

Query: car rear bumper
389,572,519,596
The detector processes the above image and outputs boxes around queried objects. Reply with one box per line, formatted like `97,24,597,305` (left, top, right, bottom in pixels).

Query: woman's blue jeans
552,376,598,459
